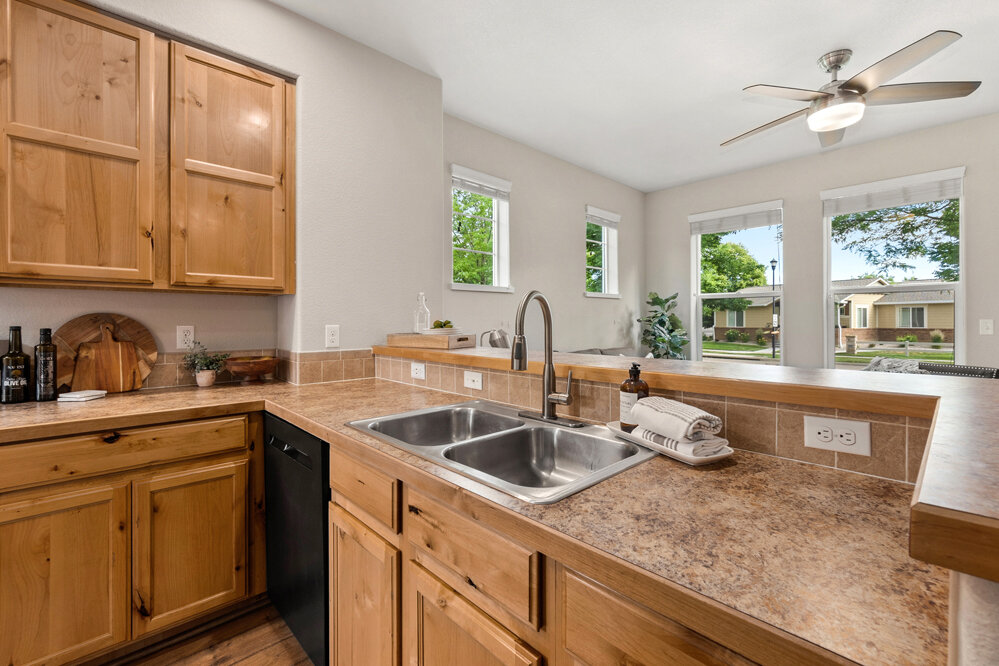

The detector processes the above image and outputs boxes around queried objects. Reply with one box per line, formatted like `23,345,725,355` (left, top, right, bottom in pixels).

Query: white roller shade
688,199,783,235
451,164,512,201
821,167,965,217
585,204,620,230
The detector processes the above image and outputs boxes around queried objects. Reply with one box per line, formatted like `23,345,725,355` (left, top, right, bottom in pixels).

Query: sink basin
367,405,523,447
444,427,641,489
348,400,656,504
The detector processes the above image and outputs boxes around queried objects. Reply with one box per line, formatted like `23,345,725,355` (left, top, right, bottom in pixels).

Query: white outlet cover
325,324,340,348
803,415,871,456
176,325,194,349
980,319,994,335
463,370,482,390
410,362,426,380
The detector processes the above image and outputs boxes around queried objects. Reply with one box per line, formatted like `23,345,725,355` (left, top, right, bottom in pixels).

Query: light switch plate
410,362,426,380
463,370,482,390
980,319,994,335
803,415,871,456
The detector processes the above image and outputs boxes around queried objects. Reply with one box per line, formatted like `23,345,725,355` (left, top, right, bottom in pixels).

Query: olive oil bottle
1,326,29,404
35,328,57,401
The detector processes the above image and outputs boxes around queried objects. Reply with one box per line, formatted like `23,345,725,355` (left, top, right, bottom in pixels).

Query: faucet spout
510,290,576,424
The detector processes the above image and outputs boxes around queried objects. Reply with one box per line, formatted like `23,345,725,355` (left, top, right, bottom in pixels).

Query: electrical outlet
176,325,194,350
981,319,994,335
410,362,426,380
463,370,482,391
325,325,340,348
803,415,871,456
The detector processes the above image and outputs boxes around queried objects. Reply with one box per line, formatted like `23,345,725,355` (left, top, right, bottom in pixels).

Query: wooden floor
127,605,311,665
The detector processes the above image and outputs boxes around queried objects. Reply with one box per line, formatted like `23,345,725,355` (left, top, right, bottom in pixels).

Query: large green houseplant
638,292,689,359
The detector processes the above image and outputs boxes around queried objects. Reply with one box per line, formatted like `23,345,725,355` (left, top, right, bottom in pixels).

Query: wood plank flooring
125,605,311,665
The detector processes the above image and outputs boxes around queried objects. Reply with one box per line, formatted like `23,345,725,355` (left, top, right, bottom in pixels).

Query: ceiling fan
722,30,981,148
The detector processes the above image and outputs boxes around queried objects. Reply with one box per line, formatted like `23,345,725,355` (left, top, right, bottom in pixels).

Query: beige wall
869,302,955,330
442,116,646,352
646,113,999,368
714,306,772,329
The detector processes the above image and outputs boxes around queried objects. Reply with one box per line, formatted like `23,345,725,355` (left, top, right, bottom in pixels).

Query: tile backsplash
374,354,929,485
276,349,375,385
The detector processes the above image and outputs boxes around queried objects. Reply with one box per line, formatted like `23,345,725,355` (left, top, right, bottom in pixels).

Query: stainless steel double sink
348,400,656,504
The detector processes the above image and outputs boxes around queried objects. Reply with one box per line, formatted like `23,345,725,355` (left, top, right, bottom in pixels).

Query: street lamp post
770,259,778,359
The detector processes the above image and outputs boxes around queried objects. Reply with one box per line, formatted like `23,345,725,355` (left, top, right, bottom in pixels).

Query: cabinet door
170,42,288,291
0,0,155,283
330,504,399,666
407,562,541,666
0,482,129,665
132,460,247,636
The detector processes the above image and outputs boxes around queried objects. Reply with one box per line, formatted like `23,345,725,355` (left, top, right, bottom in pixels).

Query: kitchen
1,0,998,664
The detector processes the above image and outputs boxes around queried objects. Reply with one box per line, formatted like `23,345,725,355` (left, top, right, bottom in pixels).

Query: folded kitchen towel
629,396,723,441
632,427,728,458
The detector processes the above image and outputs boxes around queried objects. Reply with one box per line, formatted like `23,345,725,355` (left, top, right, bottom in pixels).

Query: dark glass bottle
1,326,30,404
619,362,649,432
35,328,57,402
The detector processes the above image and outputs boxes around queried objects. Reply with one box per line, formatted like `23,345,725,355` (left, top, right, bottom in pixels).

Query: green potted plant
183,342,229,387
637,292,689,359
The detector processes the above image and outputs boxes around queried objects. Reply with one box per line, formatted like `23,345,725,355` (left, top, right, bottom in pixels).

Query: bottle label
2,364,27,388
620,392,639,424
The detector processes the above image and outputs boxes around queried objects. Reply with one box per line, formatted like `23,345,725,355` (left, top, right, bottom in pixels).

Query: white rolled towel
629,396,722,441
632,427,728,458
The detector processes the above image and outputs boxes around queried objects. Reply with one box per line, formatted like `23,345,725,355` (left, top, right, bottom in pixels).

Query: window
584,205,619,296
450,164,511,292
689,200,783,365
898,306,926,328
823,167,963,368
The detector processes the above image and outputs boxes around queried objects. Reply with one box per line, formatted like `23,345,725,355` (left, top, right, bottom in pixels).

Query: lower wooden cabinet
330,503,400,666
0,482,129,665
132,460,248,636
407,562,541,666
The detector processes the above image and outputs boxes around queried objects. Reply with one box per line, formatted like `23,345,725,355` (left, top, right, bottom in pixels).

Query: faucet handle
548,370,574,406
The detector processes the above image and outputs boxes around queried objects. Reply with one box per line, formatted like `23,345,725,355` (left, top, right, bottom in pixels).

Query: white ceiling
270,0,999,192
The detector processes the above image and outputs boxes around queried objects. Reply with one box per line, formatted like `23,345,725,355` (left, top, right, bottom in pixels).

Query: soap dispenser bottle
619,363,649,432
413,292,431,333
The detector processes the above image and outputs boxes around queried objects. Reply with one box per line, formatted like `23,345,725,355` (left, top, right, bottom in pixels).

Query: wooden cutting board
386,332,476,349
71,322,144,392
54,314,158,393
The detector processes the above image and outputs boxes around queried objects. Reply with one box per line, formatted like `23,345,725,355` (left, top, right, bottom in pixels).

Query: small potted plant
183,342,229,387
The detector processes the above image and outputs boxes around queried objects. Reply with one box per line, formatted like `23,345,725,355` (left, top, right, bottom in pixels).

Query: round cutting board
54,313,158,393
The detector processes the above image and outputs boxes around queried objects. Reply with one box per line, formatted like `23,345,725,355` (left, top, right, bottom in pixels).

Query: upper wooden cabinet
0,0,295,293
170,43,290,291
0,0,155,283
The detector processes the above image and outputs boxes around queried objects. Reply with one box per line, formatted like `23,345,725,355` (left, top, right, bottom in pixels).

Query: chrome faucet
511,290,582,426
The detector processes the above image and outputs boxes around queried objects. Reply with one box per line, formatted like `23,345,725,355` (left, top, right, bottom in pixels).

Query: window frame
725,310,745,327
898,306,927,329
583,205,620,298
449,165,512,293
854,305,869,329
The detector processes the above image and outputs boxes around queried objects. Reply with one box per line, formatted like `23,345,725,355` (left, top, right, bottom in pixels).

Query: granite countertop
0,379,948,665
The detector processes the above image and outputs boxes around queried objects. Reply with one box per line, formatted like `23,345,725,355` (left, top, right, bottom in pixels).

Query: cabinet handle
102,432,121,444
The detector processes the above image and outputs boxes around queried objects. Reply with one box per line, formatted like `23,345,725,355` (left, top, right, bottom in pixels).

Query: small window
726,310,745,327
450,165,511,291
584,205,619,296
899,306,926,328
855,306,869,328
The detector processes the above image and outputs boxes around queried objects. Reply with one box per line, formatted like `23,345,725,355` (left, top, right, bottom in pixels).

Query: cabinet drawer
405,489,540,628
331,451,399,533
561,568,755,666
0,416,248,491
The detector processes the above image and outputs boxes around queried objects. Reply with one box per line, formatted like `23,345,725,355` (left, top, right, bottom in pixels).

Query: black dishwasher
264,414,329,666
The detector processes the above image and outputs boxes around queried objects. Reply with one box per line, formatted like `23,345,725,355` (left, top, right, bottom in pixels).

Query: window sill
583,292,621,299
450,283,514,294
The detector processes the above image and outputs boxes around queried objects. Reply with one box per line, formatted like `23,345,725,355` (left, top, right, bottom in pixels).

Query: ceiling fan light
806,91,866,132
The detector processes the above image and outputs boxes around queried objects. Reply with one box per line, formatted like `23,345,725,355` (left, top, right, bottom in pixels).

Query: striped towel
632,427,728,458
629,397,722,441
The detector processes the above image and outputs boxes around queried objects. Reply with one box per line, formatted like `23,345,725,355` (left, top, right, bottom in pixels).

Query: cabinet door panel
171,43,287,290
330,504,399,666
0,483,129,665
0,0,154,283
132,460,247,636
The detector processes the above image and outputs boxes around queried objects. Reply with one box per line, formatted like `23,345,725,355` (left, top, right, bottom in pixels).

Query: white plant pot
195,370,216,387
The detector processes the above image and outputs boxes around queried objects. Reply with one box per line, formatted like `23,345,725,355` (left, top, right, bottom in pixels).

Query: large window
689,200,783,365
584,205,619,296
450,165,511,291
823,168,963,369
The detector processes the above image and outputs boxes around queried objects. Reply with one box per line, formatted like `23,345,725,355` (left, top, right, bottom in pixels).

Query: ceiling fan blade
865,81,981,105
744,84,832,102
721,108,808,147
841,30,962,94
818,128,845,148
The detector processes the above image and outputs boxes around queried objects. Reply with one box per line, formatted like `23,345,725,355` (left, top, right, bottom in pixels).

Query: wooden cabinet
330,503,400,666
0,0,155,284
170,43,291,291
131,459,248,636
407,562,541,666
0,481,129,665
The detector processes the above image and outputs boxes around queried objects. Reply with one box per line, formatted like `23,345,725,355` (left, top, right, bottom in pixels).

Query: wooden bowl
225,356,279,383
